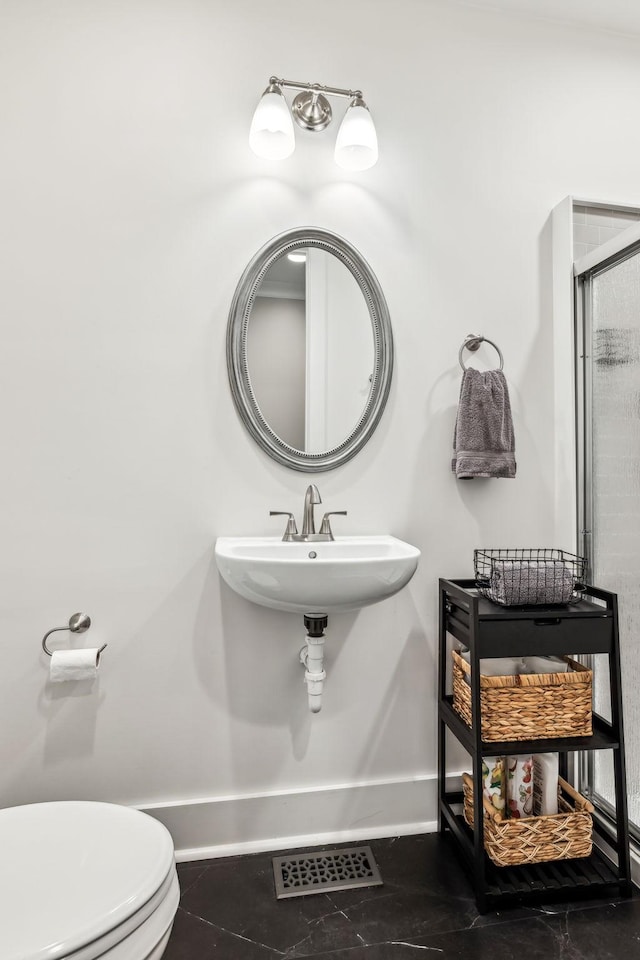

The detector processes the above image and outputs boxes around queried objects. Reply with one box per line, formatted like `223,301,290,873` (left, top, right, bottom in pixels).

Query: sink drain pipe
300,614,328,713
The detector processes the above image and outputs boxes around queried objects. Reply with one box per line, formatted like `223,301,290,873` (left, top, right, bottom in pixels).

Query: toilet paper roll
50,649,100,682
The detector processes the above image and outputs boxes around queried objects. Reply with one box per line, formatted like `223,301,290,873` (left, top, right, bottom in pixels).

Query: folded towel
490,560,574,605
523,655,570,675
458,648,524,678
452,368,516,478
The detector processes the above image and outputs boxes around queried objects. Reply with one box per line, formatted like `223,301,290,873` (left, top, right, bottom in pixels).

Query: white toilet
0,800,179,960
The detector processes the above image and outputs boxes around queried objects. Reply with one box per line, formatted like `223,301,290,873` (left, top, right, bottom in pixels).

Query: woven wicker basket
452,650,592,741
462,772,594,867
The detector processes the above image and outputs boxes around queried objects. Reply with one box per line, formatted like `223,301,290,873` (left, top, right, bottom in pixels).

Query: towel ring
41,612,107,663
459,334,504,371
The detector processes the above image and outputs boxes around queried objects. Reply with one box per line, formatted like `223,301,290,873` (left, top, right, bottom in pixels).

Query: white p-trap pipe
301,614,328,713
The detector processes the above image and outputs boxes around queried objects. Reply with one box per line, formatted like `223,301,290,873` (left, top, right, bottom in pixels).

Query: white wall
247,296,306,449
3,0,640,856
325,255,374,449
305,250,373,452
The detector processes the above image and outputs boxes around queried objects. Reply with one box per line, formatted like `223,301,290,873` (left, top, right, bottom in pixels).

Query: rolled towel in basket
490,560,575,605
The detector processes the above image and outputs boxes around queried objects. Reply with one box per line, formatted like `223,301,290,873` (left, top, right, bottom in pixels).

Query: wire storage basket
474,548,587,607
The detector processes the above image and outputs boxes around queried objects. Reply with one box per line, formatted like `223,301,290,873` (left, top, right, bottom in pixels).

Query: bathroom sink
215,535,421,614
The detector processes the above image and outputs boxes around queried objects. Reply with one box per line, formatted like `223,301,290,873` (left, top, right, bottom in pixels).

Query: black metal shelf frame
438,577,633,913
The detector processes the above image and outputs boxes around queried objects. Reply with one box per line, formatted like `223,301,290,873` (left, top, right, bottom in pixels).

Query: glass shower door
578,243,640,833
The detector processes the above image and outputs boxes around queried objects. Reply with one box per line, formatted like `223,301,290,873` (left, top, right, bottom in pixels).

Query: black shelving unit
438,577,633,912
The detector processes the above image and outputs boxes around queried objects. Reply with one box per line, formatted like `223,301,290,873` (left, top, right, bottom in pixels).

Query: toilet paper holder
41,612,107,663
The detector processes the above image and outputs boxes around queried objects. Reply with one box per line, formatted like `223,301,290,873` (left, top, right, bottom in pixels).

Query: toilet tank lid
0,800,175,960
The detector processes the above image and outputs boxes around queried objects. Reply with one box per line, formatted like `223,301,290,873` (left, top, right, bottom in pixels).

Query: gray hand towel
490,561,573,605
452,368,516,478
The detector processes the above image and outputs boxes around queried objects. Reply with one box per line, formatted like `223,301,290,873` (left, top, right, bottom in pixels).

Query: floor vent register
272,845,383,899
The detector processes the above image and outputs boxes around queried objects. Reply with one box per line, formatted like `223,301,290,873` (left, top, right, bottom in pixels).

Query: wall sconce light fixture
249,76,378,171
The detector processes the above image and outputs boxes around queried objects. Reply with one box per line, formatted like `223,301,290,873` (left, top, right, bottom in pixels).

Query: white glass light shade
334,100,378,171
249,86,295,160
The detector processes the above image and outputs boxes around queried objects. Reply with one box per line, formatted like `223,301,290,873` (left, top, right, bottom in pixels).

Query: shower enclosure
575,220,640,840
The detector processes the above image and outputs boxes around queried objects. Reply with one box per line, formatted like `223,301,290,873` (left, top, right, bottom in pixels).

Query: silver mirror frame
227,227,393,472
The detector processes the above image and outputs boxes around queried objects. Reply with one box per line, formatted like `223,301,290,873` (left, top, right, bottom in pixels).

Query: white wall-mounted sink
215,535,421,614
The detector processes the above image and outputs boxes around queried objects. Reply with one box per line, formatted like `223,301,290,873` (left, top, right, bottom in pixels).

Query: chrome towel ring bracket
459,334,504,371
41,612,107,663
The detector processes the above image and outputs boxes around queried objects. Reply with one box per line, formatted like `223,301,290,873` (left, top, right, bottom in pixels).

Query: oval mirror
227,227,393,472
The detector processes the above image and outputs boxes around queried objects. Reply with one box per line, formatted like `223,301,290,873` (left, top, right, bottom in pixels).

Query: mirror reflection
246,248,374,453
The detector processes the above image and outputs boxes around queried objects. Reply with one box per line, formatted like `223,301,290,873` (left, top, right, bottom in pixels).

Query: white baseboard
139,773,460,862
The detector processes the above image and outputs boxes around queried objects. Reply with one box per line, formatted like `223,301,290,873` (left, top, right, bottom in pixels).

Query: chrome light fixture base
291,89,333,131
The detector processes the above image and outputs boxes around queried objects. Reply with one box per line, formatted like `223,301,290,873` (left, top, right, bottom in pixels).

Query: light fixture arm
269,76,363,101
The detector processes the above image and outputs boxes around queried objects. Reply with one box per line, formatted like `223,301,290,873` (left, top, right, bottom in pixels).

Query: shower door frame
574,222,640,844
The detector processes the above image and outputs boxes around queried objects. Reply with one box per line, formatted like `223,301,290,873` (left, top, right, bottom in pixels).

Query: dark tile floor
164,834,640,959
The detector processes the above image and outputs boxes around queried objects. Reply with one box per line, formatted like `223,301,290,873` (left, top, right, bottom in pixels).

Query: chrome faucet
270,485,347,541
302,484,321,536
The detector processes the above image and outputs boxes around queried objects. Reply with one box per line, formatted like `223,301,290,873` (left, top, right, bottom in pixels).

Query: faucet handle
319,511,347,540
270,511,299,541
